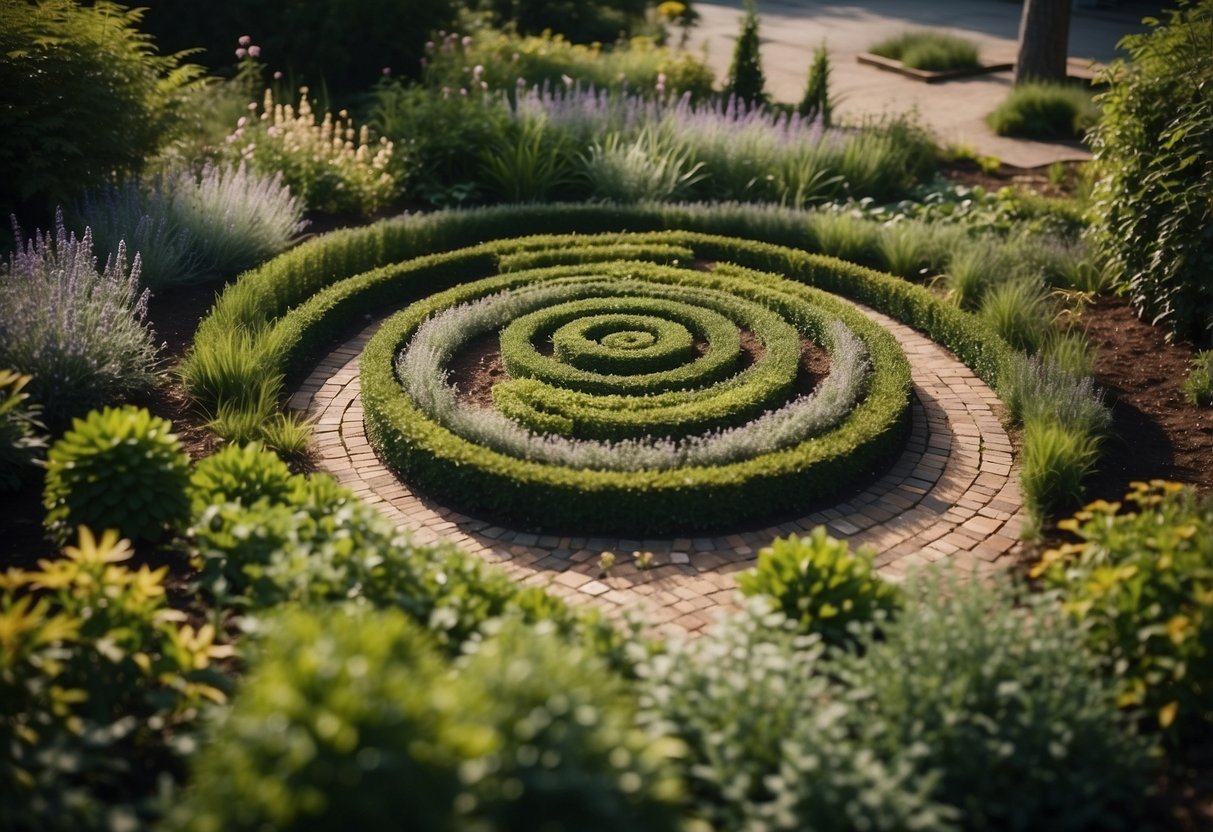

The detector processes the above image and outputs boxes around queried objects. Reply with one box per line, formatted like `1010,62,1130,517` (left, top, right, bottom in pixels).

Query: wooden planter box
856,52,1013,83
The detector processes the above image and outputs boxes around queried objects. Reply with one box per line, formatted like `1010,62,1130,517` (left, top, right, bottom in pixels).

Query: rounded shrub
172,605,472,832
188,441,294,516
737,527,901,646
174,607,680,832
1034,481,1213,751
845,571,1151,830
43,405,190,544
451,619,683,831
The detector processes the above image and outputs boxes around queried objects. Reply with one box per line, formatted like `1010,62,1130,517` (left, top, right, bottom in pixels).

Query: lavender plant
0,215,158,427
78,163,304,290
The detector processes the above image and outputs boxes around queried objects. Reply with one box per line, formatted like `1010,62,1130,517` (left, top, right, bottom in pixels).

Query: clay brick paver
291,304,1025,636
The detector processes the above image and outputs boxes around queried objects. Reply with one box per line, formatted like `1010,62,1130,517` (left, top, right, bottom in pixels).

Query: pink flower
462,35,473,47
473,64,484,79
238,35,251,47
382,66,392,76
237,116,247,128
235,47,247,59
273,70,283,80
248,45,261,58
247,102,258,111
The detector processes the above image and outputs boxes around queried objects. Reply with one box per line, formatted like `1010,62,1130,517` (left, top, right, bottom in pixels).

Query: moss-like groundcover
184,204,1018,533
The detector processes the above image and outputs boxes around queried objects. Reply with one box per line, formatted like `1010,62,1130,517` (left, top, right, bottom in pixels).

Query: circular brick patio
290,303,1025,635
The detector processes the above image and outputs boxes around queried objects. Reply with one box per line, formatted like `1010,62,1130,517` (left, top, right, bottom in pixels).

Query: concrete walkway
685,0,1155,166
292,302,1025,636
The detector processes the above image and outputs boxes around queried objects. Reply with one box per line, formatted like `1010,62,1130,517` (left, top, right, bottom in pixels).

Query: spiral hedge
185,203,1019,534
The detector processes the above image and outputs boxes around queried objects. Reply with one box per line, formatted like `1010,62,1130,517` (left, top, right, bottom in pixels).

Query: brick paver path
290,304,1024,635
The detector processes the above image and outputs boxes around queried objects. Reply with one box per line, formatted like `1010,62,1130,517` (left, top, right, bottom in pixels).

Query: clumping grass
988,82,1098,140
580,126,704,203
942,241,1015,310
1185,350,1213,406
870,31,981,72
876,220,949,279
806,211,883,263
979,278,1053,353
1040,327,1097,378
1021,420,1100,518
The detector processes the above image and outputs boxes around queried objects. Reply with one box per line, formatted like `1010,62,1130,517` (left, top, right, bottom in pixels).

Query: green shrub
175,607,673,832
999,354,1110,438
635,604,956,831
172,605,471,832
987,82,1098,140
1184,349,1213,406
1034,481,1213,750
870,31,980,72
1,217,159,428
737,528,901,646
0,369,47,492
1,527,229,832
188,442,294,515
725,0,767,107
0,0,201,221
846,571,1151,830
480,116,577,203
1020,420,1100,520
450,619,682,831
1089,1,1213,345
44,406,190,545
368,82,511,207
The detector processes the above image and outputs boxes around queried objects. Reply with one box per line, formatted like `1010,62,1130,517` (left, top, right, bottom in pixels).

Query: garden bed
856,51,1012,83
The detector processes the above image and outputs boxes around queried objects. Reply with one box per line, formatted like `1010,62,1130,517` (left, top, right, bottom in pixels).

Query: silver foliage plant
0,213,159,425
77,162,306,290
396,279,870,471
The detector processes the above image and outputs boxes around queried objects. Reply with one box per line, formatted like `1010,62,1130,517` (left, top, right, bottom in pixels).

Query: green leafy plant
1034,481,1213,750
978,278,1053,353
480,116,576,203
170,605,473,832
737,528,901,646
0,369,47,491
43,406,190,545
987,81,1098,140
1,527,230,832
580,127,705,203
0,0,202,221
635,604,955,831
1185,350,1213,406
1089,1,1213,345
187,442,294,515
845,571,1151,830
870,31,980,72
725,0,767,107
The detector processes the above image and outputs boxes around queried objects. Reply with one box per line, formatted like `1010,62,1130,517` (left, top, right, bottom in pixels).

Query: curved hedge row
360,253,910,532
184,204,1022,531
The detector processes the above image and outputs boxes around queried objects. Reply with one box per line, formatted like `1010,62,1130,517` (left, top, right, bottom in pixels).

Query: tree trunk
1014,0,1073,84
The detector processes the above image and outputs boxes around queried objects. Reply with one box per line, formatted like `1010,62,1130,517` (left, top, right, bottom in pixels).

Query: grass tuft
870,31,980,72
988,82,1098,140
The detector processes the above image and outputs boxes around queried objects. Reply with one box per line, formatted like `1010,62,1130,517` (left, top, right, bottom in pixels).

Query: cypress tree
798,43,833,127
726,0,767,107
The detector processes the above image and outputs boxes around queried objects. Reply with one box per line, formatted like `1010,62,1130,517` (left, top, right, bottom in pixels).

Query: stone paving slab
291,301,1026,636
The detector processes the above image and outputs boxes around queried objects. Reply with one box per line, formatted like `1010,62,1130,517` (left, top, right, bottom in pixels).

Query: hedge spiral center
354,239,913,533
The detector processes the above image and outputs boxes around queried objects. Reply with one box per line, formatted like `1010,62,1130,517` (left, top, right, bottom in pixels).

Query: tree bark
1014,0,1073,84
